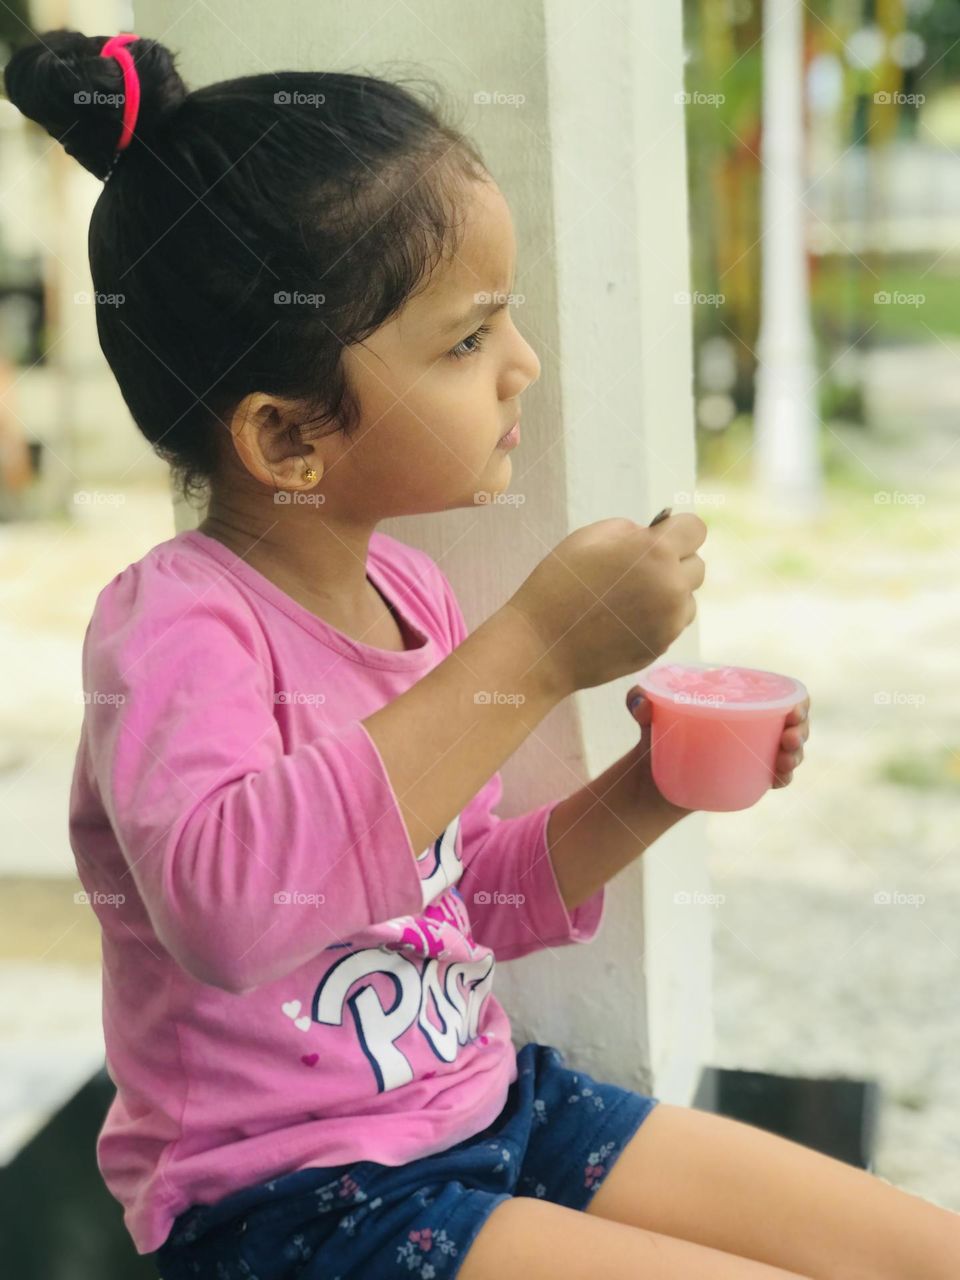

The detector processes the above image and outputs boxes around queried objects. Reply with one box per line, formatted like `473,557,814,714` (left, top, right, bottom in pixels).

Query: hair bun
3,28,188,179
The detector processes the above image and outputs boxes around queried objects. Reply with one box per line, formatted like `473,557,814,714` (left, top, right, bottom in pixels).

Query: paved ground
0,395,957,1210
0,483,175,1158
697,408,960,1211
0,483,176,876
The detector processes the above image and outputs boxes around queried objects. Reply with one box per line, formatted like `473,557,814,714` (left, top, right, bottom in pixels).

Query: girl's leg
458,1196,815,1280
585,1101,960,1280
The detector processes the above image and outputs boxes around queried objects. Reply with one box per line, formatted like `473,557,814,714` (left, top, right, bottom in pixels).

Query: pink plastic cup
634,661,808,812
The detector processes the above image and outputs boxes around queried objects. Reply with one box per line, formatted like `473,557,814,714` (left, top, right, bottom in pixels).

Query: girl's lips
496,419,520,449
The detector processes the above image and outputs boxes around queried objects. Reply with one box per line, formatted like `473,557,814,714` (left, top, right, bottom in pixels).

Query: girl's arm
81,553,565,994
453,772,607,962
361,591,565,857
545,739,692,913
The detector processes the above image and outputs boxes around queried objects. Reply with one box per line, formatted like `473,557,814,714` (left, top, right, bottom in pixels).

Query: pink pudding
634,661,807,811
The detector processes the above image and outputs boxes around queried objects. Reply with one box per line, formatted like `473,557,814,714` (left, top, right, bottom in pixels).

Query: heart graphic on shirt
294,1016,311,1032
301,1053,319,1067
282,1000,301,1020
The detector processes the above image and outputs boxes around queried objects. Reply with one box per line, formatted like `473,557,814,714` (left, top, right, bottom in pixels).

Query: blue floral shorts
153,1041,660,1280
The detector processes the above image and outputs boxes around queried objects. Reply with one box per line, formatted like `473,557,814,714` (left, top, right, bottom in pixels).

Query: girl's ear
228,392,308,490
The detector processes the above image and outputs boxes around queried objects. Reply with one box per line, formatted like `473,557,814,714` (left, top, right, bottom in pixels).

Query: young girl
6,27,957,1280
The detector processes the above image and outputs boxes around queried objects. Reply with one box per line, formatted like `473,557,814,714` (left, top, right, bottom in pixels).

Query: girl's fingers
784,697,810,727
775,746,803,774
626,689,652,725
773,746,801,785
780,725,807,751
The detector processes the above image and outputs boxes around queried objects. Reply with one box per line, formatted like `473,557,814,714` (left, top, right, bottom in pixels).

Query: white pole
753,0,824,518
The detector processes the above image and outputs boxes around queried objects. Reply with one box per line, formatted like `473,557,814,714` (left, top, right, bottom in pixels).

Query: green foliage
813,256,960,341
818,375,866,425
910,0,960,86
765,548,817,579
0,1,30,49
876,746,960,792
681,0,960,430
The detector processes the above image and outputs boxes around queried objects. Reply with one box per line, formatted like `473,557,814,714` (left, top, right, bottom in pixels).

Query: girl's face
328,177,541,519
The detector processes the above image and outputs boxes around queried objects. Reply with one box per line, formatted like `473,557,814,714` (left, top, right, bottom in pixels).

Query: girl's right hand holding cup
505,513,707,699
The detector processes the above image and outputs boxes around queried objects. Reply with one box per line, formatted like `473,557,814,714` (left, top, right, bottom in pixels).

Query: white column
753,0,824,519
148,0,712,1105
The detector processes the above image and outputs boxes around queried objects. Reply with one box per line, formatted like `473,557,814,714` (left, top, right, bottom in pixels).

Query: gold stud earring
303,465,319,484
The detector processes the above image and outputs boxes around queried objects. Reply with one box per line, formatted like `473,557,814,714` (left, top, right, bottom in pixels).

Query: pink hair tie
99,32,142,152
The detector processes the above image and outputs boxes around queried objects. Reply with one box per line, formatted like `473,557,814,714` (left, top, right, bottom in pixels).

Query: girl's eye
448,322,492,361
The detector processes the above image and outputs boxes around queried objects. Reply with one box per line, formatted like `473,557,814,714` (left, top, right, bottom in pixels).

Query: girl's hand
625,688,810,789
623,686,659,798
626,686,655,754
770,695,810,788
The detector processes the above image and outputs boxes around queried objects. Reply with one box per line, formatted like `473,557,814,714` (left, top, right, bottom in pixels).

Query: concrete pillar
149,0,712,1105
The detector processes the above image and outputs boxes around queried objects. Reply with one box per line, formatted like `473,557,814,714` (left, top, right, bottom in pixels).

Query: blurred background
0,0,957,1237
681,0,960,1208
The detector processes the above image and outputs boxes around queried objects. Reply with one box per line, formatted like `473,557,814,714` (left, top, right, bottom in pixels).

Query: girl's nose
506,320,541,393
520,332,541,387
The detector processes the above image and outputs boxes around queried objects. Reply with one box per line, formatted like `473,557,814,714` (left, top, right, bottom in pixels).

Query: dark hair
3,29,488,503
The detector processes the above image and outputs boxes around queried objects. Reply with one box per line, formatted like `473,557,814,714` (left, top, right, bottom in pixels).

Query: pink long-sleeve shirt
68,527,606,1255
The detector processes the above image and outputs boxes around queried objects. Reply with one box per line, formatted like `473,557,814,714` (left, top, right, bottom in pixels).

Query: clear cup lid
635,661,807,713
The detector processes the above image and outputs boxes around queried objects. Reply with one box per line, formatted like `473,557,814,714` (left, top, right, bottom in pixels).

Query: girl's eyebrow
436,278,517,336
